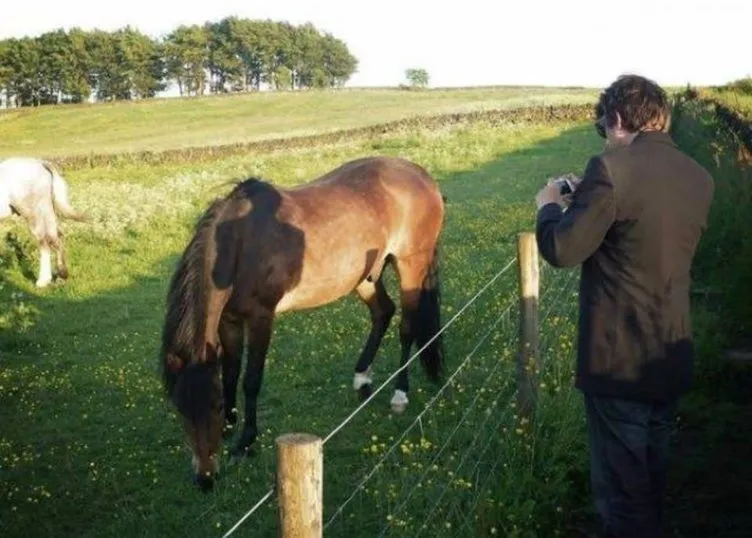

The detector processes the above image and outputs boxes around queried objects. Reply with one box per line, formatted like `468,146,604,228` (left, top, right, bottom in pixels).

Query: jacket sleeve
535,155,615,268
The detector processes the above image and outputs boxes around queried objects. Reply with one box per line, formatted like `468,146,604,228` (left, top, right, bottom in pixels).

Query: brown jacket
536,130,714,402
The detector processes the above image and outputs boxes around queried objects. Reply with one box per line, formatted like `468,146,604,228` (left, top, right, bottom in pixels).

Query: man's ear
613,110,623,131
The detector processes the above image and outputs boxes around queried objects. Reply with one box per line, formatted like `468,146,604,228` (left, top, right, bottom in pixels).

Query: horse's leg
353,277,396,400
50,229,68,281
391,253,432,413
27,210,55,288
36,243,53,288
232,309,274,457
218,316,245,439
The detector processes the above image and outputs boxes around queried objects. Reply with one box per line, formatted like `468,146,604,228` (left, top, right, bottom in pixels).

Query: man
534,74,714,538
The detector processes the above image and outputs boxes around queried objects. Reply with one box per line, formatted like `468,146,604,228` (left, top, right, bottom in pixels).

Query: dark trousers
584,393,677,538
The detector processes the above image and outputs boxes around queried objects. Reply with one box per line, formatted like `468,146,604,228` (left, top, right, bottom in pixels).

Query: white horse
0,157,87,287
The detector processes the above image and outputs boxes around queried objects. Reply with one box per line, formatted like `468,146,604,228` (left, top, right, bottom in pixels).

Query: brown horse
160,156,446,491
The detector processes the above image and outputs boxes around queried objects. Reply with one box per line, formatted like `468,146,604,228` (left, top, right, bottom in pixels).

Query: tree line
0,17,359,107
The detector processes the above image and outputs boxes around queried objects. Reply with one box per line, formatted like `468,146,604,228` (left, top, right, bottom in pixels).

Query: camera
554,177,574,195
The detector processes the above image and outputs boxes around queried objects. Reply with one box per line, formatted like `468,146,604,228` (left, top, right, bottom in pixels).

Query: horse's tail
415,243,445,384
45,162,88,222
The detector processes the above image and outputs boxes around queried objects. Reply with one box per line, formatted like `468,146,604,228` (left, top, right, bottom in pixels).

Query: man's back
534,74,715,538
537,130,714,402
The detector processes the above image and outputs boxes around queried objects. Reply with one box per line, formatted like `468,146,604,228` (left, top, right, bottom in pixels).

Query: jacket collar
632,130,676,147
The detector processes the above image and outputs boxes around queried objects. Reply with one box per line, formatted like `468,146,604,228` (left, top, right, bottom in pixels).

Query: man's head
594,74,672,149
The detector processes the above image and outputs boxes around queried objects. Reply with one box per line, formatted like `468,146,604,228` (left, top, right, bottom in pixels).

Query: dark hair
594,99,606,138
596,74,671,135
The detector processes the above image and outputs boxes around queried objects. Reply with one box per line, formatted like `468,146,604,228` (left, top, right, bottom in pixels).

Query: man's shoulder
601,135,713,180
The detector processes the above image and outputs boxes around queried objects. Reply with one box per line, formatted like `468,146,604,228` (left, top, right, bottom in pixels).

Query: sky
1,0,749,89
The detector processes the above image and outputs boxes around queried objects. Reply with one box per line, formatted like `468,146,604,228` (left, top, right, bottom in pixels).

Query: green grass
711,91,752,119
0,87,598,159
655,86,752,538
0,114,602,537
671,97,752,342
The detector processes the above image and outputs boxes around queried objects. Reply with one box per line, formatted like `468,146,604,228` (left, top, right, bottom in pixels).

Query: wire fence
221,234,583,537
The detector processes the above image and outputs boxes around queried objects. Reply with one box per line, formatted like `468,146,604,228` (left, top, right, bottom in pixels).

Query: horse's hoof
390,389,409,414
193,472,216,492
230,436,258,458
358,383,372,401
391,402,407,414
35,279,51,288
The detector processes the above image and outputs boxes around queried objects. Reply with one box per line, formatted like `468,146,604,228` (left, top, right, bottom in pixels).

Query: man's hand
535,182,563,209
536,174,583,210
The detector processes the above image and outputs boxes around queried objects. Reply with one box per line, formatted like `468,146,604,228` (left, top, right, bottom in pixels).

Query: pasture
0,90,604,537
0,86,599,159
713,92,752,118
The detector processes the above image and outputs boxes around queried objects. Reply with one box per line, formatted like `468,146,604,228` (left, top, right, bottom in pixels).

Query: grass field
3,82,751,537
0,93,602,537
0,86,598,159
709,90,752,119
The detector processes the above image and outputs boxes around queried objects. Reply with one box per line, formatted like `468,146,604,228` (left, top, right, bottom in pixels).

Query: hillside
0,86,598,158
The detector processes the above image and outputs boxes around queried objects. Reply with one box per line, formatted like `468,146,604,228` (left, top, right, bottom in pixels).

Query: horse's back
266,157,444,312
289,156,442,220
0,157,54,218
303,156,440,195
0,157,52,192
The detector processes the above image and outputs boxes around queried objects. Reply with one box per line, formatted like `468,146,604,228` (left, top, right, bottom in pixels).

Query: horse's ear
166,354,184,373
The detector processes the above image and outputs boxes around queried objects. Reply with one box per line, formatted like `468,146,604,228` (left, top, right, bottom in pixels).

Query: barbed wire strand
221,488,275,538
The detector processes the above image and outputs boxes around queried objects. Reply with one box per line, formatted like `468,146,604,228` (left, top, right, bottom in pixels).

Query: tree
0,40,14,105
290,23,324,89
85,29,122,101
259,19,291,90
113,26,166,99
163,24,208,96
63,28,94,103
37,29,69,104
206,18,243,93
405,68,429,89
0,17,359,106
2,37,42,106
321,33,358,87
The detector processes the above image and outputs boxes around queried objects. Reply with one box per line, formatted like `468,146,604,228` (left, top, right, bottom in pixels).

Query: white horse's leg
36,244,53,287
55,241,68,280
28,204,58,288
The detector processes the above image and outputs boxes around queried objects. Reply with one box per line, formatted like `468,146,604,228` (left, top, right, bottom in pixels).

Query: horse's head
164,348,224,492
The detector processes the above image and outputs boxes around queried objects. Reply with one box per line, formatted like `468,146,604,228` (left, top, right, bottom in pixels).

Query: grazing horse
0,157,87,287
160,156,446,491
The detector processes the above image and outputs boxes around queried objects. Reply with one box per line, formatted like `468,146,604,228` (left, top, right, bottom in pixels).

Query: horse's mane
159,177,269,397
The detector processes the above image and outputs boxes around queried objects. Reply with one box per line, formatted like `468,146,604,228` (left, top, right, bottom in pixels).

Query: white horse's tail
45,162,88,222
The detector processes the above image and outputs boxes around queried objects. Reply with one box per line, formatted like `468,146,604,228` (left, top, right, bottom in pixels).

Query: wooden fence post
276,433,323,538
516,232,540,423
